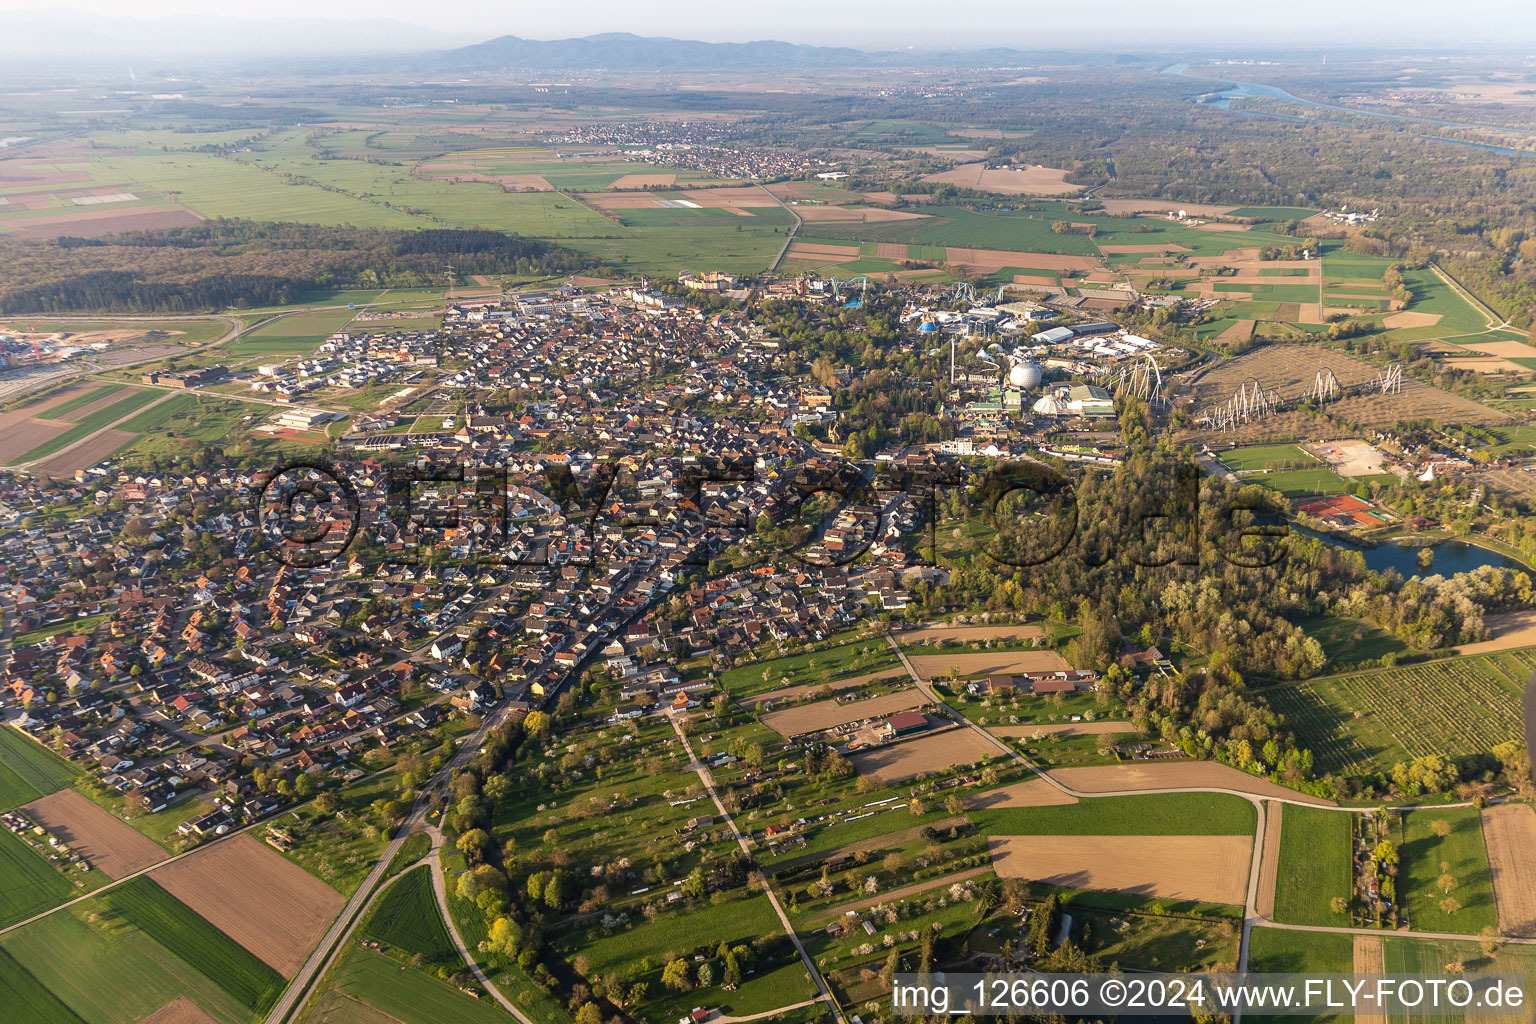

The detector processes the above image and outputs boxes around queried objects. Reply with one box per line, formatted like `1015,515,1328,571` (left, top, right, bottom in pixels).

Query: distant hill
444,32,877,71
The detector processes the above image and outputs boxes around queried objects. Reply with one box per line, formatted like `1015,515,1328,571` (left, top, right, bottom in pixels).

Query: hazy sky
8,0,1536,49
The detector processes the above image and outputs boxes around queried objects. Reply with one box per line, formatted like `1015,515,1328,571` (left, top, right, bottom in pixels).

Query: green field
0,726,80,806
1228,207,1319,221
0,947,85,1024
1382,936,1536,1024
1218,443,1313,472
1297,614,1416,672
1401,268,1490,334
361,865,460,969
718,635,897,698
1271,804,1353,926
316,944,524,1024
43,385,126,419
970,792,1257,837
1246,927,1353,1024
16,389,162,463
0,826,76,928
104,877,284,1013
1214,282,1321,302
1399,809,1497,935
1264,650,1532,775
0,902,259,1024
795,206,1101,255
1249,466,1351,497
227,306,360,359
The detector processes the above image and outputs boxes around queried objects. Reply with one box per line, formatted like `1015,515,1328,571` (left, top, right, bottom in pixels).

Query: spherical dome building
1008,358,1042,390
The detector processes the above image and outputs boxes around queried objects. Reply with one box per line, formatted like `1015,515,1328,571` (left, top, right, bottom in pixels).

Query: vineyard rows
1266,651,1531,776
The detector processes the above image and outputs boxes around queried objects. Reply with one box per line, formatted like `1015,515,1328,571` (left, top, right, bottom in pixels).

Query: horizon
5,2,1536,54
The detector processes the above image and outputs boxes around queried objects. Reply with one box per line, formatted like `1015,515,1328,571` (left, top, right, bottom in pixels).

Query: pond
1296,525,1525,578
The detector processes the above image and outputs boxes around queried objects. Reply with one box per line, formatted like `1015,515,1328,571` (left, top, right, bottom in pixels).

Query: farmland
0,727,78,809
969,791,1257,836
1263,650,1532,775
151,833,347,975
845,727,998,782
103,877,285,1013
0,826,76,928
1271,804,1353,926
989,834,1252,904
24,788,169,879
303,945,515,1024
360,865,460,969
0,901,260,1024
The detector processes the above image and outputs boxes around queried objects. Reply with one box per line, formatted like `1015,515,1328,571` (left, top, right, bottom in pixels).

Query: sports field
1264,650,1531,775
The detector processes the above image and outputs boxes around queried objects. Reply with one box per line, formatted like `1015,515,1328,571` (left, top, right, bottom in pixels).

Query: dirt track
151,833,345,976
988,835,1253,904
1048,762,1336,806
1482,803,1536,937
22,789,167,879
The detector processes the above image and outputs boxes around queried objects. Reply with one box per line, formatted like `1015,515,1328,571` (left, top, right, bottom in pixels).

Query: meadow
1271,804,1352,926
1398,808,1498,935
718,634,896,698
361,865,460,969
103,877,285,1013
1245,927,1353,1023
1263,650,1532,775
1227,207,1319,221
797,206,1101,255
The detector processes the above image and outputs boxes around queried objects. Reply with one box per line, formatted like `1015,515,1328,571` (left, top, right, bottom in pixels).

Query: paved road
669,715,843,1024
267,706,514,1024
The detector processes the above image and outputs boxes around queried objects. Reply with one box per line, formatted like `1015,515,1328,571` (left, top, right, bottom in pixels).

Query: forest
0,221,591,313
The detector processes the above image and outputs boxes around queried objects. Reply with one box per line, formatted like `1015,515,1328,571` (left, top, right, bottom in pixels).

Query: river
1162,63,1536,158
